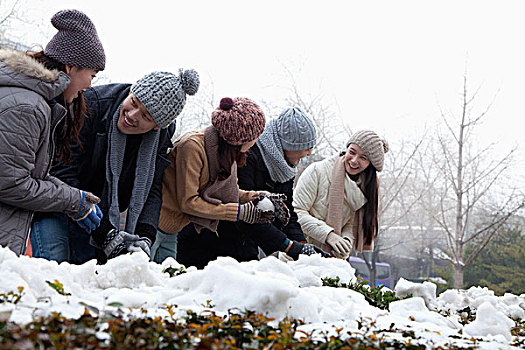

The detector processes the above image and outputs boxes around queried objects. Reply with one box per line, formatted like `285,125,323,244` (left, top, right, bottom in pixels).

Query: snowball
256,197,275,211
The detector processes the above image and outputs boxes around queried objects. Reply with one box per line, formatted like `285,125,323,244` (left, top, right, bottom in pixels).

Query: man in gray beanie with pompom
31,69,200,264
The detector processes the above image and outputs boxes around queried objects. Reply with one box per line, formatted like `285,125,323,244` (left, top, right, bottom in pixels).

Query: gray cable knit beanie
44,9,105,71
131,69,200,129
276,107,317,150
346,130,389,172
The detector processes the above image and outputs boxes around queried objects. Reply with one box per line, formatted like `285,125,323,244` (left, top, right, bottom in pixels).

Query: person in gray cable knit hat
206,106,326,264
30,69,200,264
259,106,317,183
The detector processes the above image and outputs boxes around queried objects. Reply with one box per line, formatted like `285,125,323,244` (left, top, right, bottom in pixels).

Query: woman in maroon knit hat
154,97,291,268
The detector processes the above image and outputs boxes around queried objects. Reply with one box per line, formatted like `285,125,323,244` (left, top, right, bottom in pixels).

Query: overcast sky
8,0,525,177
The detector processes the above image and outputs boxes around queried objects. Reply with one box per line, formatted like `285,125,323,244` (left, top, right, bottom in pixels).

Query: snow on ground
0,246,523,349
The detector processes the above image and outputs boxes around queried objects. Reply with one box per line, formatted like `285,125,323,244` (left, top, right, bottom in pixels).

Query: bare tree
173,75,217,140
279,64,351,161
0,0,25,50
427,72,524,289
279,64,435,286
362,135,432,286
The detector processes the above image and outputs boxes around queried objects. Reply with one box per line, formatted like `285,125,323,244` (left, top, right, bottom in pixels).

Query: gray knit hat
276,107,317,150
131,69,200,129
346,130,389,172
44,9,105,71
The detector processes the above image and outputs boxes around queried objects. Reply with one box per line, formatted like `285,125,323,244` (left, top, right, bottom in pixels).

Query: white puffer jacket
293,155,367,247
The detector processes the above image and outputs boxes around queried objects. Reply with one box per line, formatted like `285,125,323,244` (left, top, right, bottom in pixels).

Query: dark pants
177,221,288,269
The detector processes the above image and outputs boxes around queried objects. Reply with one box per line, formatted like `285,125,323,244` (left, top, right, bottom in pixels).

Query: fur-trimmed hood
0,49,70,100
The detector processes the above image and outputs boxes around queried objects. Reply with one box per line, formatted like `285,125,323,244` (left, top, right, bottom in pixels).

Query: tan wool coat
158,130,258,234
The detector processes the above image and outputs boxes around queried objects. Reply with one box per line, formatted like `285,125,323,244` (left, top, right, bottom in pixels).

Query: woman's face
284,148,312,166
240,139,257,153
344,143,370,175
117,93,160,134
63,66,97,104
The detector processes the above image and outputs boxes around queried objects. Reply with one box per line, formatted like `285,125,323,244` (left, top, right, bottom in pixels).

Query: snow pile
0,246,523,348
395,277,437,308
463,302,515,341
436,285,525,319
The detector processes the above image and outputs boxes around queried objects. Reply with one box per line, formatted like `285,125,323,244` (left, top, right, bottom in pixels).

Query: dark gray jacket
0,49,81,255
50,83,175,249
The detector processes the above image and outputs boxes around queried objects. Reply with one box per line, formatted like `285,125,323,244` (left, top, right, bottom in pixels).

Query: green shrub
322,277,411,310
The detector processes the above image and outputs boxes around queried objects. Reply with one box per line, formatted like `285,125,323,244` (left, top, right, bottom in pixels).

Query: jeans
151,229,178,264
30,212,95,264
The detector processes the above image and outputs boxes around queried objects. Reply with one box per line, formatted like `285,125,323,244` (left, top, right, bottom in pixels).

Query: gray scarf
256,119,296,183
106,106,160,233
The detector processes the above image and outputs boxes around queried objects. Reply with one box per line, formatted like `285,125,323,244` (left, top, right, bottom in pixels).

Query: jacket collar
0,49,70,100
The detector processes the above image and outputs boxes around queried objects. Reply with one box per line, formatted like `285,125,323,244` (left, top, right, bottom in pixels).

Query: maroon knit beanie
211,97,266,145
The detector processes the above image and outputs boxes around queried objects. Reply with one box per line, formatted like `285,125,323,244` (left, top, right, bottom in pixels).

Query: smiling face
63,66,97,104
117,93,159,135
344,143,370,175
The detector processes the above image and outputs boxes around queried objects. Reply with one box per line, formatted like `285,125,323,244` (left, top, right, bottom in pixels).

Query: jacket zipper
22,106,67,254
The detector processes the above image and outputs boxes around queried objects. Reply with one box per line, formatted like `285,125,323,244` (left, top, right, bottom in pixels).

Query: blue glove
68,191,103,233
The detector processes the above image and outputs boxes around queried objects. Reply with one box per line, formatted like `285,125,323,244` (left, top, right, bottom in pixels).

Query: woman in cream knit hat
293,130,389,259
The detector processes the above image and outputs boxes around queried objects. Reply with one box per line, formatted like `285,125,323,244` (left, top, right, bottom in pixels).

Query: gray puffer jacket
0,49,82,255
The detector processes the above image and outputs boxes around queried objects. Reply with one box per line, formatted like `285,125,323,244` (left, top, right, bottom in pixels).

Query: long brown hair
342,149,380,245
217,135,248,181
360,165,379,245
26,50,88,163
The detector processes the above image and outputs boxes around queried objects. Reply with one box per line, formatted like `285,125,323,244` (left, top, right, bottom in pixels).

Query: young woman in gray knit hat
293,130,389,259
0,9,106,256
30,69,200,264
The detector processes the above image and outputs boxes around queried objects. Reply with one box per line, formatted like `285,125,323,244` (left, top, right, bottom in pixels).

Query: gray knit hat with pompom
346,130,389,172
44,9,106,71
131,69,200,129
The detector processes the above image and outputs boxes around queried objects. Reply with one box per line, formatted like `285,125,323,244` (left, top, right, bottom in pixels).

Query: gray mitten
103,229,150,259
128,237,152,257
